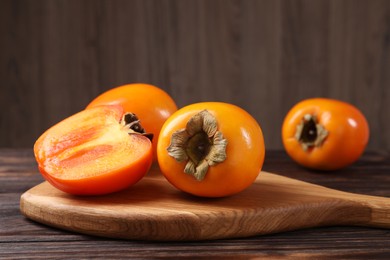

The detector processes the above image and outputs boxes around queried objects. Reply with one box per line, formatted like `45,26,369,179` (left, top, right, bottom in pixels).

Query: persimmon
86,83,177,160
157,102,265,197
34,105,153,195
282,98,369,170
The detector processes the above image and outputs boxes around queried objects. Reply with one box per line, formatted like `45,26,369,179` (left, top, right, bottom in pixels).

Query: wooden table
1,148,389,259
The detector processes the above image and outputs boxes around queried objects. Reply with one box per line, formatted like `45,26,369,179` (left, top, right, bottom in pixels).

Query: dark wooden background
1,0,389,151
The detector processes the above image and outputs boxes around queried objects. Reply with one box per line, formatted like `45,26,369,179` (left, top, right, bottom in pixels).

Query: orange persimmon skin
34,105,153,195
86,83,178,160
157,102,265,197
282,98,369,170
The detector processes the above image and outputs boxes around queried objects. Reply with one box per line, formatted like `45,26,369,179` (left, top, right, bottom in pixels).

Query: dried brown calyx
167,110,228,181
121,113,153,141
295,114,328,151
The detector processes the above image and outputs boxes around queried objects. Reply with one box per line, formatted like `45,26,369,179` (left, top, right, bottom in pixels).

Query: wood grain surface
1,0,389,151
20,167,390,241
1,149,390,258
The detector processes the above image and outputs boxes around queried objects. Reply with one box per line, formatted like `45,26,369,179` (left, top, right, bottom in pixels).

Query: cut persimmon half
34,105,153,195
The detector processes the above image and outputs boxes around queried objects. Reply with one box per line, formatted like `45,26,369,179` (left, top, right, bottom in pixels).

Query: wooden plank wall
1,0,389,151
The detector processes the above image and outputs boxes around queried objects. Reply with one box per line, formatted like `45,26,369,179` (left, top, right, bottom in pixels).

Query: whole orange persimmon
87,83,177,159
157,102,265,197
282,98,369,170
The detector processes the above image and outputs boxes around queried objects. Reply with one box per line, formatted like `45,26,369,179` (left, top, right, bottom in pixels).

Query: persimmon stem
121,113,153,141
185,132,211,165
295,114,328,151
167,110,227,181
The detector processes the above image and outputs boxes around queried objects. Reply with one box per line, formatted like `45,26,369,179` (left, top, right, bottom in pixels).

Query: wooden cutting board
20,168,390,241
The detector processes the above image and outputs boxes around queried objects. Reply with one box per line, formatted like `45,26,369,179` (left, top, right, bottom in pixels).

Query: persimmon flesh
34,105,153,195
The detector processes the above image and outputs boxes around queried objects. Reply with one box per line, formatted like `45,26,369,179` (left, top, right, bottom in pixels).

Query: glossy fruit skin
282,98,370,170
86,83,178,159
157,102,265,197
34,105,153,195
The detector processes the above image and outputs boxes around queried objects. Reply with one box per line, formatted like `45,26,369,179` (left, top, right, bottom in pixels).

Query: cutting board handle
340,191,390,228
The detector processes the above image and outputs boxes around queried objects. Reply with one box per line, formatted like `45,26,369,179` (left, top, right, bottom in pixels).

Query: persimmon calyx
295,114,328,151
167,110,228,181
121,113,153,141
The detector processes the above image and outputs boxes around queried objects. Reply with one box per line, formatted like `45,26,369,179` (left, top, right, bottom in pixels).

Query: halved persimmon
34,105,153,195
